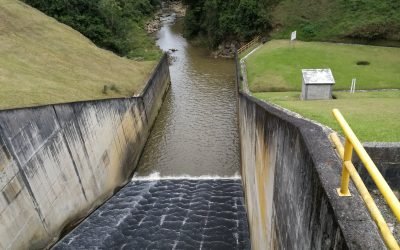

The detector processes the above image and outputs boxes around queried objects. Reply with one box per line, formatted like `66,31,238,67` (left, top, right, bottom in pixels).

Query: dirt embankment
211,41,239,59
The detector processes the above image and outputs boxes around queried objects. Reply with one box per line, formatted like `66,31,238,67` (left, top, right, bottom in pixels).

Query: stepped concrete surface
54,179,250,250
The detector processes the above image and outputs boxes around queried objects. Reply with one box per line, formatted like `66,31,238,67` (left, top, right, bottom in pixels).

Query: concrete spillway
54,8,250,250
1,3,389,249
54,179,250,249
51,6,385,250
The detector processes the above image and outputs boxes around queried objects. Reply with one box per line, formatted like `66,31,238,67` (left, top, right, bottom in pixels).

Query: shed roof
302,69,335,84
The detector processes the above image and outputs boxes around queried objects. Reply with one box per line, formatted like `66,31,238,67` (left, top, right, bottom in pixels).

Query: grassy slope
0,0,157,110
270,0,400,45
253,91,400,142
246,40,400,92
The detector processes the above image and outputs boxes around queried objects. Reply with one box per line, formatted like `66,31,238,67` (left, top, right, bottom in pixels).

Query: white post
351,78,356,93
290,31,297,48
350,79,353,93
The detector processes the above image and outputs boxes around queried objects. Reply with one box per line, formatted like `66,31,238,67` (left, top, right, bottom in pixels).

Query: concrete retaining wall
235,52,387,249
0,54,170,249
238,93,386,249
354,143,400,190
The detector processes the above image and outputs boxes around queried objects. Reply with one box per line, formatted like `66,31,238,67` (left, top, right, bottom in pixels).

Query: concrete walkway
54,179,250,250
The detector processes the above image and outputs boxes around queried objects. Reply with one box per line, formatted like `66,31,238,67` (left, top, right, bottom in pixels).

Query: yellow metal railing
330,109,400,249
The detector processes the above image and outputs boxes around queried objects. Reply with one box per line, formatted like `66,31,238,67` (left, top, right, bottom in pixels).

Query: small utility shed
301,69,335,100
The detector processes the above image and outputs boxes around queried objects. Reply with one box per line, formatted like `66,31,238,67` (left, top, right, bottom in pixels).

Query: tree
23,0,161,60
183,0,272,48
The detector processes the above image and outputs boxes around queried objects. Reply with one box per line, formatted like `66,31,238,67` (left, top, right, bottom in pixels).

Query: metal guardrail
330,109,400,249
237,36,261,54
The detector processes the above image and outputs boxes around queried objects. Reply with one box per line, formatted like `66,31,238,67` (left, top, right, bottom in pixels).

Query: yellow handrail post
330,109,400,249
337,138,352,196
332,109,400,221
330,133,400,249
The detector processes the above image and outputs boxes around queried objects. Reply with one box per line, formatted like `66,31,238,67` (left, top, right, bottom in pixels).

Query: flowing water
54,9,250,250
135,13,240,177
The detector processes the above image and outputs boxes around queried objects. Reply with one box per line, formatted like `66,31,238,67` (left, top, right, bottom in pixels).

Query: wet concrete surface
54,179,250,250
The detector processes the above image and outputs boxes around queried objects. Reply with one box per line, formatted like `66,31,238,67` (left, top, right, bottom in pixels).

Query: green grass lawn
253,91,400,142
269,0,400,46
246,40,400,92
0,0,158,110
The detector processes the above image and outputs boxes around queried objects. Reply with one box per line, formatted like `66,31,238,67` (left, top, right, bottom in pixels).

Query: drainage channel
54,6,249,250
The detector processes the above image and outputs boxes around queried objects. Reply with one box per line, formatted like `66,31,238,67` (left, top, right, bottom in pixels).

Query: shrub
102,85,109,94
23,0,161,60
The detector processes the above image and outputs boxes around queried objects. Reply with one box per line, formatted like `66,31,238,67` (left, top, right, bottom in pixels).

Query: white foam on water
182,217,188,226
115,214,129,227
234,232,239,246
138,217,146,226
172,240,179,250
233,197,238,209
160,215,166,226
131,171,241,181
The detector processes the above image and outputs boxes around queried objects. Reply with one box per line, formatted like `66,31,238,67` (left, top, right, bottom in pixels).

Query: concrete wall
238,92,386,249
0,54,170,249
354,142,400,190
301,84,333,100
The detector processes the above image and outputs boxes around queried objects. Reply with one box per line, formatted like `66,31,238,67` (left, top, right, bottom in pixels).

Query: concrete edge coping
363,142,400,148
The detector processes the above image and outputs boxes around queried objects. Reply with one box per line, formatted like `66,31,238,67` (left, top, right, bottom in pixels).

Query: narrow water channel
135,12,240,177
54,9,251,249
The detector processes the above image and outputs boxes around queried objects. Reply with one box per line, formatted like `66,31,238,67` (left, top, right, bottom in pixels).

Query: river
135,11,240,177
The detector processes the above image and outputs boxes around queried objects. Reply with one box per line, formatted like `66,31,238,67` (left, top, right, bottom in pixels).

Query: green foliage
183,0,272,48
23,0,162,60
270,0,400,44
185,0,400,47
102,85,109,94
103,83,120,94
300,23,317,39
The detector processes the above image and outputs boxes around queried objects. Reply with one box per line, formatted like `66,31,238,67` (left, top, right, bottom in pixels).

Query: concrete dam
0,9,388,250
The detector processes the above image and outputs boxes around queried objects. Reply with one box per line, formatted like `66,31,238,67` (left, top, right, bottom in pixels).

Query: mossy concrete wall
0,54,170,249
